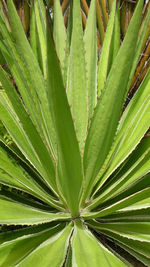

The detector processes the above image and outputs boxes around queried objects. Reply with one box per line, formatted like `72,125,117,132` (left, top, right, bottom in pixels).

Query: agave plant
0,0,150,266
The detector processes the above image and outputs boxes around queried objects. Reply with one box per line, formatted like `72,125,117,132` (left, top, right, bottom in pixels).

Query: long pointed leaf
17,224,73,267
0,197,71,225
83,0,144,203
46,16,83,217
71,221,126,266
0,223,70,267
97,0,117,96
88,220,150,265
6,0,56,158
30,3,43,68
53,0,67,75
34,0,47,77
107,3,120,71
127,6,150,89
0,143,63,209
0,67,56,193
67,0,88,152
98,229,150,263
84,0,97,118
103,138,150,201
94,68,150,195
0,91,45,177
83,187,150,219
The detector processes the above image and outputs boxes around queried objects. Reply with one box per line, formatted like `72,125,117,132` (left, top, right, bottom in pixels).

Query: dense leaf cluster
0,0,150,266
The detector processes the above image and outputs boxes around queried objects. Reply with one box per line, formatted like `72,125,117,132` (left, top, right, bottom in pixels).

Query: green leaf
96,208,150,223
98,229,150,264
115,242,150,267
30,3,43,70
83,187,150,219
83,0,144,202
64,244,72,267
90,137,150,210
0,4,10,31
97,0,117,97
46,17,83,217
94,68,150,196
102,173,150,213
71,221,126,266
0,27,44,140
107,2,120,71
0,67,56,193
105,138,150,200
127,6,150,89
0,223,71,267
0,49,5,67
0,91,44,177
53,0,67,75
84,0,97,118
88,220,150,242
0,222,58,244
0,145,48,204
34,0,47,77
0,143,62,209
16,224,73,267
88,220,150,265
67,0,88,152
0,197,71,225
63,2,73,87
6,0,56,158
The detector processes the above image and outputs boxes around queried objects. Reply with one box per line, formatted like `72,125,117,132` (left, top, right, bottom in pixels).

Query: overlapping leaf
84,0,97,118
93,68,150,200
71,221,126,266
53,0,67,74
0,1,149,266
0,196,70,225
67,0,88,152
0,223,72,267
83,0,144,203
46,14,83,217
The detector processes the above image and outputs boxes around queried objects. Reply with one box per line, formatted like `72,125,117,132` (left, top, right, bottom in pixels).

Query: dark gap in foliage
0,185,57,212
0,224,29,234
62,228,74,267
0,221,62,236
